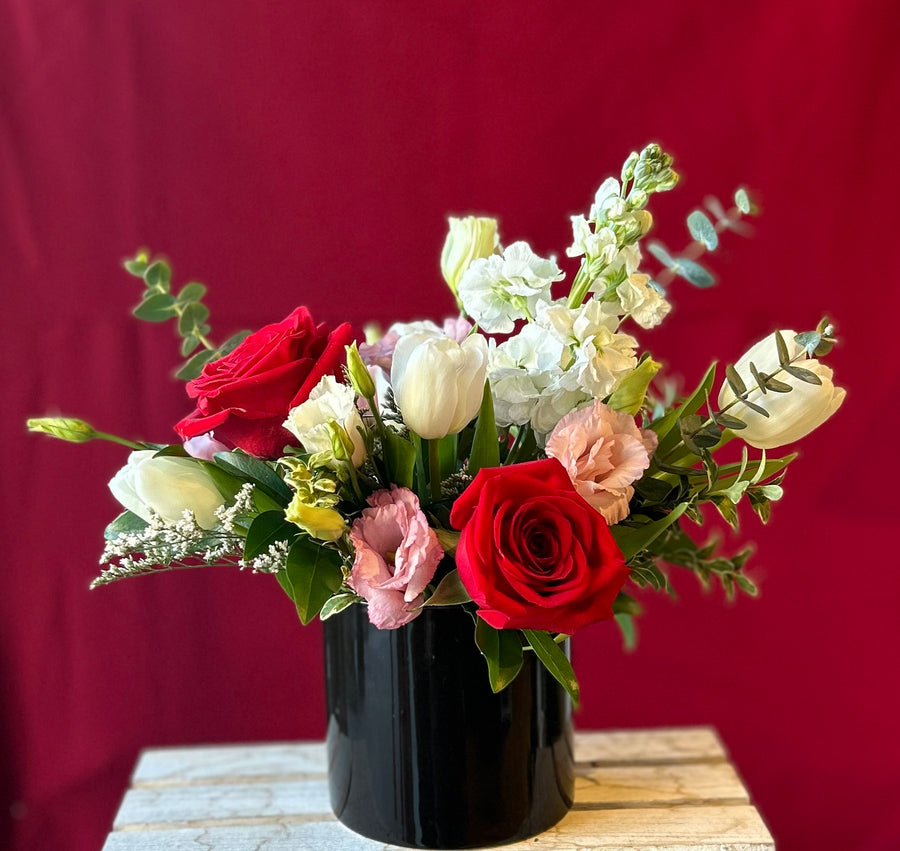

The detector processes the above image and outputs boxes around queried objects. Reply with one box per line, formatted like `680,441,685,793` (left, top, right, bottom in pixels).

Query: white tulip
109,450,226,529
440,216,499,297
284,376,367,468
718,331,845,449
391,331,489,439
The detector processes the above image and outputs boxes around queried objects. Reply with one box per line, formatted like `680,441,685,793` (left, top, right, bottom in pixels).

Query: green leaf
176,282,207,304
713,412,747,430
178,302,211,336
775,331,791,367
711,496,739,529
687,210,719,250
736,397,770,418
764,375,793,393
724,364,747,397
284,536,344,624
783,363,822,385
735,188,751,214
469,381,500,475
320,593,363,620
749,361,768,394
383,430,416,490
103,510,148,541
647,241,674,267
654,363,717,454
672,258,715,288
474,621,524,693
123,256,148,277
610,503,689,562
175,348,218,381
522,630,579,705
180,334,200,357
143,260,172,292
424,569,472,606
244,510,296,560
614,613,638,652
213,451,293,504
219,330,251,357
133,292,176,322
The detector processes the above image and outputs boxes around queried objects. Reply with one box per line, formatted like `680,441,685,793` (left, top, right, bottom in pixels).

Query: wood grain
103,728,775,850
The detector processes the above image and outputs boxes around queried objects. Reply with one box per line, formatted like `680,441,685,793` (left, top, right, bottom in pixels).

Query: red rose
449,458,628,634
175,307,353,459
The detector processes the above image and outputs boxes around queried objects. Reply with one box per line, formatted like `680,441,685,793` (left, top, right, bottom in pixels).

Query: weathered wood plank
103,806,774,850
575,728,726,764
131,727,725,787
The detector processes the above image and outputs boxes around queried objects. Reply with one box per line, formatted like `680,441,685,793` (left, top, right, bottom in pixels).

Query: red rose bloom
175,307,353,459
449,458,628,634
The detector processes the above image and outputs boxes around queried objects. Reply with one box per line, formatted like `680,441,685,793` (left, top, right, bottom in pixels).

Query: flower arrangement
28,145,844,703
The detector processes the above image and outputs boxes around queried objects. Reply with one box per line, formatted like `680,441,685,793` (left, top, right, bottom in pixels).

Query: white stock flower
718,331,846,449
539,300,638,398
391,331,489,439
284,376,367,468
616,274,672,329
109,451,226,529
488,324,588,436
458,241,564,333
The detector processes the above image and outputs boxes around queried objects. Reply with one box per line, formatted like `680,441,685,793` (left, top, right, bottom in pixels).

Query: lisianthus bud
718,330,845,449
109,450,226,529
27,417,97,443
391,331,489,440
345,341,376,400
440,216,499,297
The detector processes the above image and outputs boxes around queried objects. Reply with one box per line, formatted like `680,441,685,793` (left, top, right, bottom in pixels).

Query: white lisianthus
284,376,367,468
440,216,499,297
457,241,564,333
615,274,672,329
391,331,489,439
718,331,846,449
109,451,226,529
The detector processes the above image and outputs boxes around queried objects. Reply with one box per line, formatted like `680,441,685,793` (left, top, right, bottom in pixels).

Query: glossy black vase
323,604,574,849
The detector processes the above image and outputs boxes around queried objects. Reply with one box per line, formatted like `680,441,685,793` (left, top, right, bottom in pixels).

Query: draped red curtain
3,2,898,849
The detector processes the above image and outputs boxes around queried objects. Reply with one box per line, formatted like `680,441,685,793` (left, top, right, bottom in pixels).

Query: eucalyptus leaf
783,363,822,385
749,361,768,394
284,536,344,625
133,293,176,322
143,260,172,292
522,630,579,705
775,331,790,366
764,375,793,393
474,621,524,693
724,364,747,396
124,257,148,277
647,241,674,267
219,330,252,357
609,503,689,562
178,302,211,337
672,258,715,288
176,282,207,304
735,188,751,214
713,412,747,430
175,348,218,381
180,334,200,357
614,613,637,652
687,210,718,250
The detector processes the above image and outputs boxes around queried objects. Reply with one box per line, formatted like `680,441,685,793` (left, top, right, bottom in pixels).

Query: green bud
345,342,376,400
326,420,355,464
27,417,97,443
621,151,640,183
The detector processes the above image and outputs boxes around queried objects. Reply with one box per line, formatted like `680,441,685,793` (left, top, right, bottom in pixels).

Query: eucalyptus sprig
124,250,251,381
646,187,758,290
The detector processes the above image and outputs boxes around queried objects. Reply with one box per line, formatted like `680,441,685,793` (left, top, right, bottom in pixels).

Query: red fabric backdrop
3,2,899,849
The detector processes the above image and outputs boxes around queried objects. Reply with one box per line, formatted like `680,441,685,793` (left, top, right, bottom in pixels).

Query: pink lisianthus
545,400,657,524
348,487,444,629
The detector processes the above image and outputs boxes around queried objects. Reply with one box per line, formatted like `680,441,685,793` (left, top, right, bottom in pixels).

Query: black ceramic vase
323,603,574,849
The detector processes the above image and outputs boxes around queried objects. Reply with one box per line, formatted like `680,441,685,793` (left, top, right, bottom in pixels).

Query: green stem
427,438,442,503
95,431,146,450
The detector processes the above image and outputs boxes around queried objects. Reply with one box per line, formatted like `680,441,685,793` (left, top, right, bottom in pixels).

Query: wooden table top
102,726,775,850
